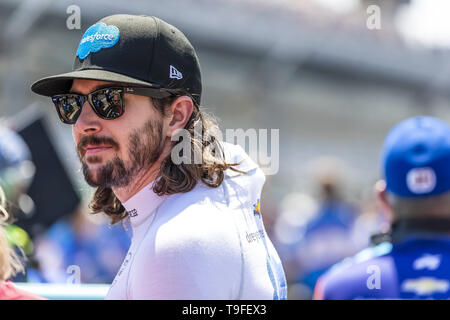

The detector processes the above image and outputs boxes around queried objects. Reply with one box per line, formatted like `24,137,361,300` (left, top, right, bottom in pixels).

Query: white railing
14,283,109,300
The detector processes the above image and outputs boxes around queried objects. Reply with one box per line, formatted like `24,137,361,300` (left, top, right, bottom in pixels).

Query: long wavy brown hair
0,187,25,281
89,91,244,224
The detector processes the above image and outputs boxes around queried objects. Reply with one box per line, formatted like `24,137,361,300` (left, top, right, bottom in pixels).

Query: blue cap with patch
381,116,450,198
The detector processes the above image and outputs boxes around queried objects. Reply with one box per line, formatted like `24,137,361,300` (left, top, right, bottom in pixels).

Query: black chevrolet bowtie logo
128,209,138,217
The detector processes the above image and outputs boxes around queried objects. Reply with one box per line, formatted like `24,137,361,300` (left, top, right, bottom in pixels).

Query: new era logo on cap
406,167,436,194
169,65,183,80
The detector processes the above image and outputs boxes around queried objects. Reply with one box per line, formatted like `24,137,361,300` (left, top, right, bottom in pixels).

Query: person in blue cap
313,116,450,300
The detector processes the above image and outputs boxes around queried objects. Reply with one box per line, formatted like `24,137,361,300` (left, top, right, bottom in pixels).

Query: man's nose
73,100,102,135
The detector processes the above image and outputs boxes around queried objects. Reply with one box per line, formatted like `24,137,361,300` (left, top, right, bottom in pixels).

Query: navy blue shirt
315,235,450,299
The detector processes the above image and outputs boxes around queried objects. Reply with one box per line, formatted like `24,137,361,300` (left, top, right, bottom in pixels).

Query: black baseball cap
31,14,202,105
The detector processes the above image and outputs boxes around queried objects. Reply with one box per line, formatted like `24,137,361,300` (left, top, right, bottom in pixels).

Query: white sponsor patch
413,254,441,271
402,277,449,295
406,167,436,194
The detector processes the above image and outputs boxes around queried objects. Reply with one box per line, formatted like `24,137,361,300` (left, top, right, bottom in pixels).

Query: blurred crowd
0,119,389,298
269,157,389,299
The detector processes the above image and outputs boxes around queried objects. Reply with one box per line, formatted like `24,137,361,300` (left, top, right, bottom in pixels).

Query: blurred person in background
0,124,43,299
0,124,36,223
0,123,40,283
0,189,44,299
31,14,286,299
272,192,319,299
273,157,361,299
314,116,450,300
34,205,130,284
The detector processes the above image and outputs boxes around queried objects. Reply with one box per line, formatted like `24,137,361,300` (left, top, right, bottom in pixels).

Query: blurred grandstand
1,0,450,298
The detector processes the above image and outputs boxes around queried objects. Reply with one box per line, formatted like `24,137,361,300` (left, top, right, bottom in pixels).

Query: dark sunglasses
51,87,174,124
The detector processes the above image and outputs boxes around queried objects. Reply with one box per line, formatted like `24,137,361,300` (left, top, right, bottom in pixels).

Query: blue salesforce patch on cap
381,116,450,198
76,22,120,60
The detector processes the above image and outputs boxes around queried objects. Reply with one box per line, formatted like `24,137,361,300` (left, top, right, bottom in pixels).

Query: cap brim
31,69,165,97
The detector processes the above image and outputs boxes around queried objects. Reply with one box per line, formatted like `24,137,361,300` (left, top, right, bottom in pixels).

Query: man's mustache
77,135,120,155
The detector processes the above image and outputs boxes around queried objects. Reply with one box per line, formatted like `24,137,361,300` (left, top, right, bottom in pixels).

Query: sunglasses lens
90,88,124,120
53,95,84,124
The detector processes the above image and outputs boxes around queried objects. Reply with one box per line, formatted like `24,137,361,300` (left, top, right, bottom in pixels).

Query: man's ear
375,179,393,221
166,96,194,138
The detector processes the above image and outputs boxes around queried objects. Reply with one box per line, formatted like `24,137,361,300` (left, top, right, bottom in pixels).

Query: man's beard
77,119,165,188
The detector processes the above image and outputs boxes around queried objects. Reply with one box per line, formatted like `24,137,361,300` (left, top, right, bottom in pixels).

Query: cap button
412,144,426,155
